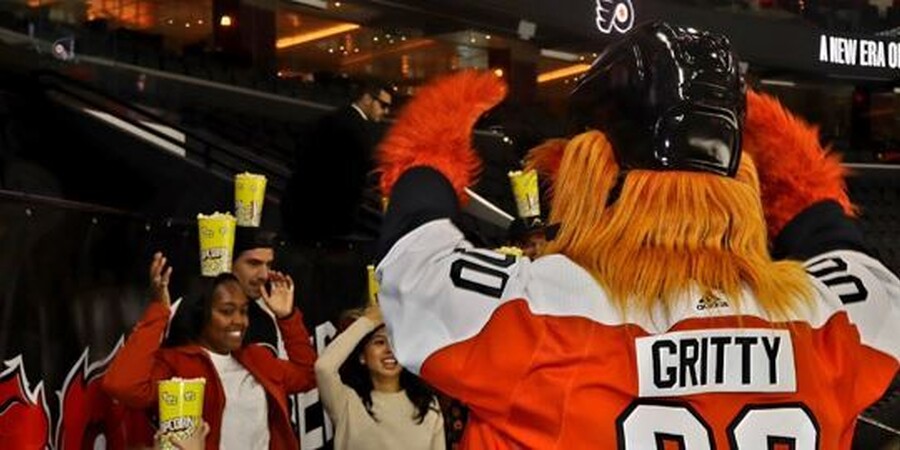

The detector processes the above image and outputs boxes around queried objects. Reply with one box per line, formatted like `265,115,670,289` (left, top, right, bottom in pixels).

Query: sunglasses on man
375,97,391,110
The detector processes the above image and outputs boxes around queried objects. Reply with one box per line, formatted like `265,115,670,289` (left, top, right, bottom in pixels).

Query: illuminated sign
818,34,900,70
596,0,635,34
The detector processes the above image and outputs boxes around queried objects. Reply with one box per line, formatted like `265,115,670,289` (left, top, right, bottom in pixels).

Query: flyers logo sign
1,341,150,450
596,0,635,34
0,356,52,449
55,342,131,450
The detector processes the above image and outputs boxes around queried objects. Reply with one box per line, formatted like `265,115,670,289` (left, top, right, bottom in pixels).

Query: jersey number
806,256,868,304
449,249,516,298
617,401,818,449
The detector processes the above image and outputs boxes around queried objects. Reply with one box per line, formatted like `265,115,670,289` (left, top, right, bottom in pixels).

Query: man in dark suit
284,81,392,242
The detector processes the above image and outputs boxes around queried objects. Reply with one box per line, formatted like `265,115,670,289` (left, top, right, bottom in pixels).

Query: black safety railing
35,70,291,200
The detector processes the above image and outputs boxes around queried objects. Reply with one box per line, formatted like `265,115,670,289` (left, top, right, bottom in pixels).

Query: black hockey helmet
569,22,745,177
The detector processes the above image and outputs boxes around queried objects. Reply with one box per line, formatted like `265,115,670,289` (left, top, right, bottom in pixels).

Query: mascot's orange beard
527,131,812,320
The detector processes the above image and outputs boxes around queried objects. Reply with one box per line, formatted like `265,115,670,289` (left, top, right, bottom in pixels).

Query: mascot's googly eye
595,0,635,34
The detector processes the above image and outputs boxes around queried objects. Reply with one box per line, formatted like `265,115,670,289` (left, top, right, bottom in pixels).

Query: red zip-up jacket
103,301,317,450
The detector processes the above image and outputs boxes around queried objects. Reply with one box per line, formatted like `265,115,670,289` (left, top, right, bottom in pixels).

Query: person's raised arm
103,252,175,408
314,306,382,418
262,270,317,393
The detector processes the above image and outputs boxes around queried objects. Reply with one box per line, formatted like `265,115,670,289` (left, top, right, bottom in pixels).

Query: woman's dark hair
163,273,241,348
339,324,438,424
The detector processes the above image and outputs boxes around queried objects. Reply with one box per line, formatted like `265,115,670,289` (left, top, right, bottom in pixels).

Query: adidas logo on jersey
696,294,729,311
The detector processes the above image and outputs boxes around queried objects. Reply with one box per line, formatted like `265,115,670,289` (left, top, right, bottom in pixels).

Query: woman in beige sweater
315,305,446,450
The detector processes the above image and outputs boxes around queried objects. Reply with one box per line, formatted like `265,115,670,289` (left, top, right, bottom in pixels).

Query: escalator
0,41,288,226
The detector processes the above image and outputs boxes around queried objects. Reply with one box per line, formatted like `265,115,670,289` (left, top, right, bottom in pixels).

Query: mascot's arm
746,92,900,416
743,90,863,259
374,72,538,421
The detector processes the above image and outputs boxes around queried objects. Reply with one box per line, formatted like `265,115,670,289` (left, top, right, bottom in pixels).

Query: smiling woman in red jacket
103,252,317,450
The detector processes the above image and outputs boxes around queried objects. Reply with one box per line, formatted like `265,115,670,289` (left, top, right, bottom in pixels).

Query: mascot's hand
742,89,854,239
378,71,507,205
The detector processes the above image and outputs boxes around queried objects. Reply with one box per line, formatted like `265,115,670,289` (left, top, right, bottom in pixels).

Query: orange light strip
536,63,592,84
276,23,360,49
341,39,434,66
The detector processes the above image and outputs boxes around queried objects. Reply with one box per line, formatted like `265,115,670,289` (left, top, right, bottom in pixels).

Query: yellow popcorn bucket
367,264,379,306
234,172,267,227
197,212,236,276
508,169,540,219
158,378,206,449
494,246,524,257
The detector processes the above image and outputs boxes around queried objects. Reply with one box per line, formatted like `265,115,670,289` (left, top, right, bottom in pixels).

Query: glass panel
274,3,494,98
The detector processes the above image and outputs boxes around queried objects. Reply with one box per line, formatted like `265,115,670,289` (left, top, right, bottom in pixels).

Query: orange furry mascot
374,22,899,450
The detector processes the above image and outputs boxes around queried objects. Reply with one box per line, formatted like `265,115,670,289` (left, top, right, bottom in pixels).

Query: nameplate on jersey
636,329,795,397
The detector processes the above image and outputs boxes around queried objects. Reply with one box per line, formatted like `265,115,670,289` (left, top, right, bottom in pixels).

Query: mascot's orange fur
379,72,852,320
378,71,506,204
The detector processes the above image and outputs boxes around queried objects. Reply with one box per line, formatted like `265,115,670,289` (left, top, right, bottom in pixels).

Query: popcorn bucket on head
197,212,236,276
508,170,541,219
234,172,267,227
158,378,206,449
494,246,524,257
367,264,379,306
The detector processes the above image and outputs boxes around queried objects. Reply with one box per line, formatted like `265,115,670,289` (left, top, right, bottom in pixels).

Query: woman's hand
149,252,173,307
363,304,383,326
261,270,295,319
154,421,210,450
